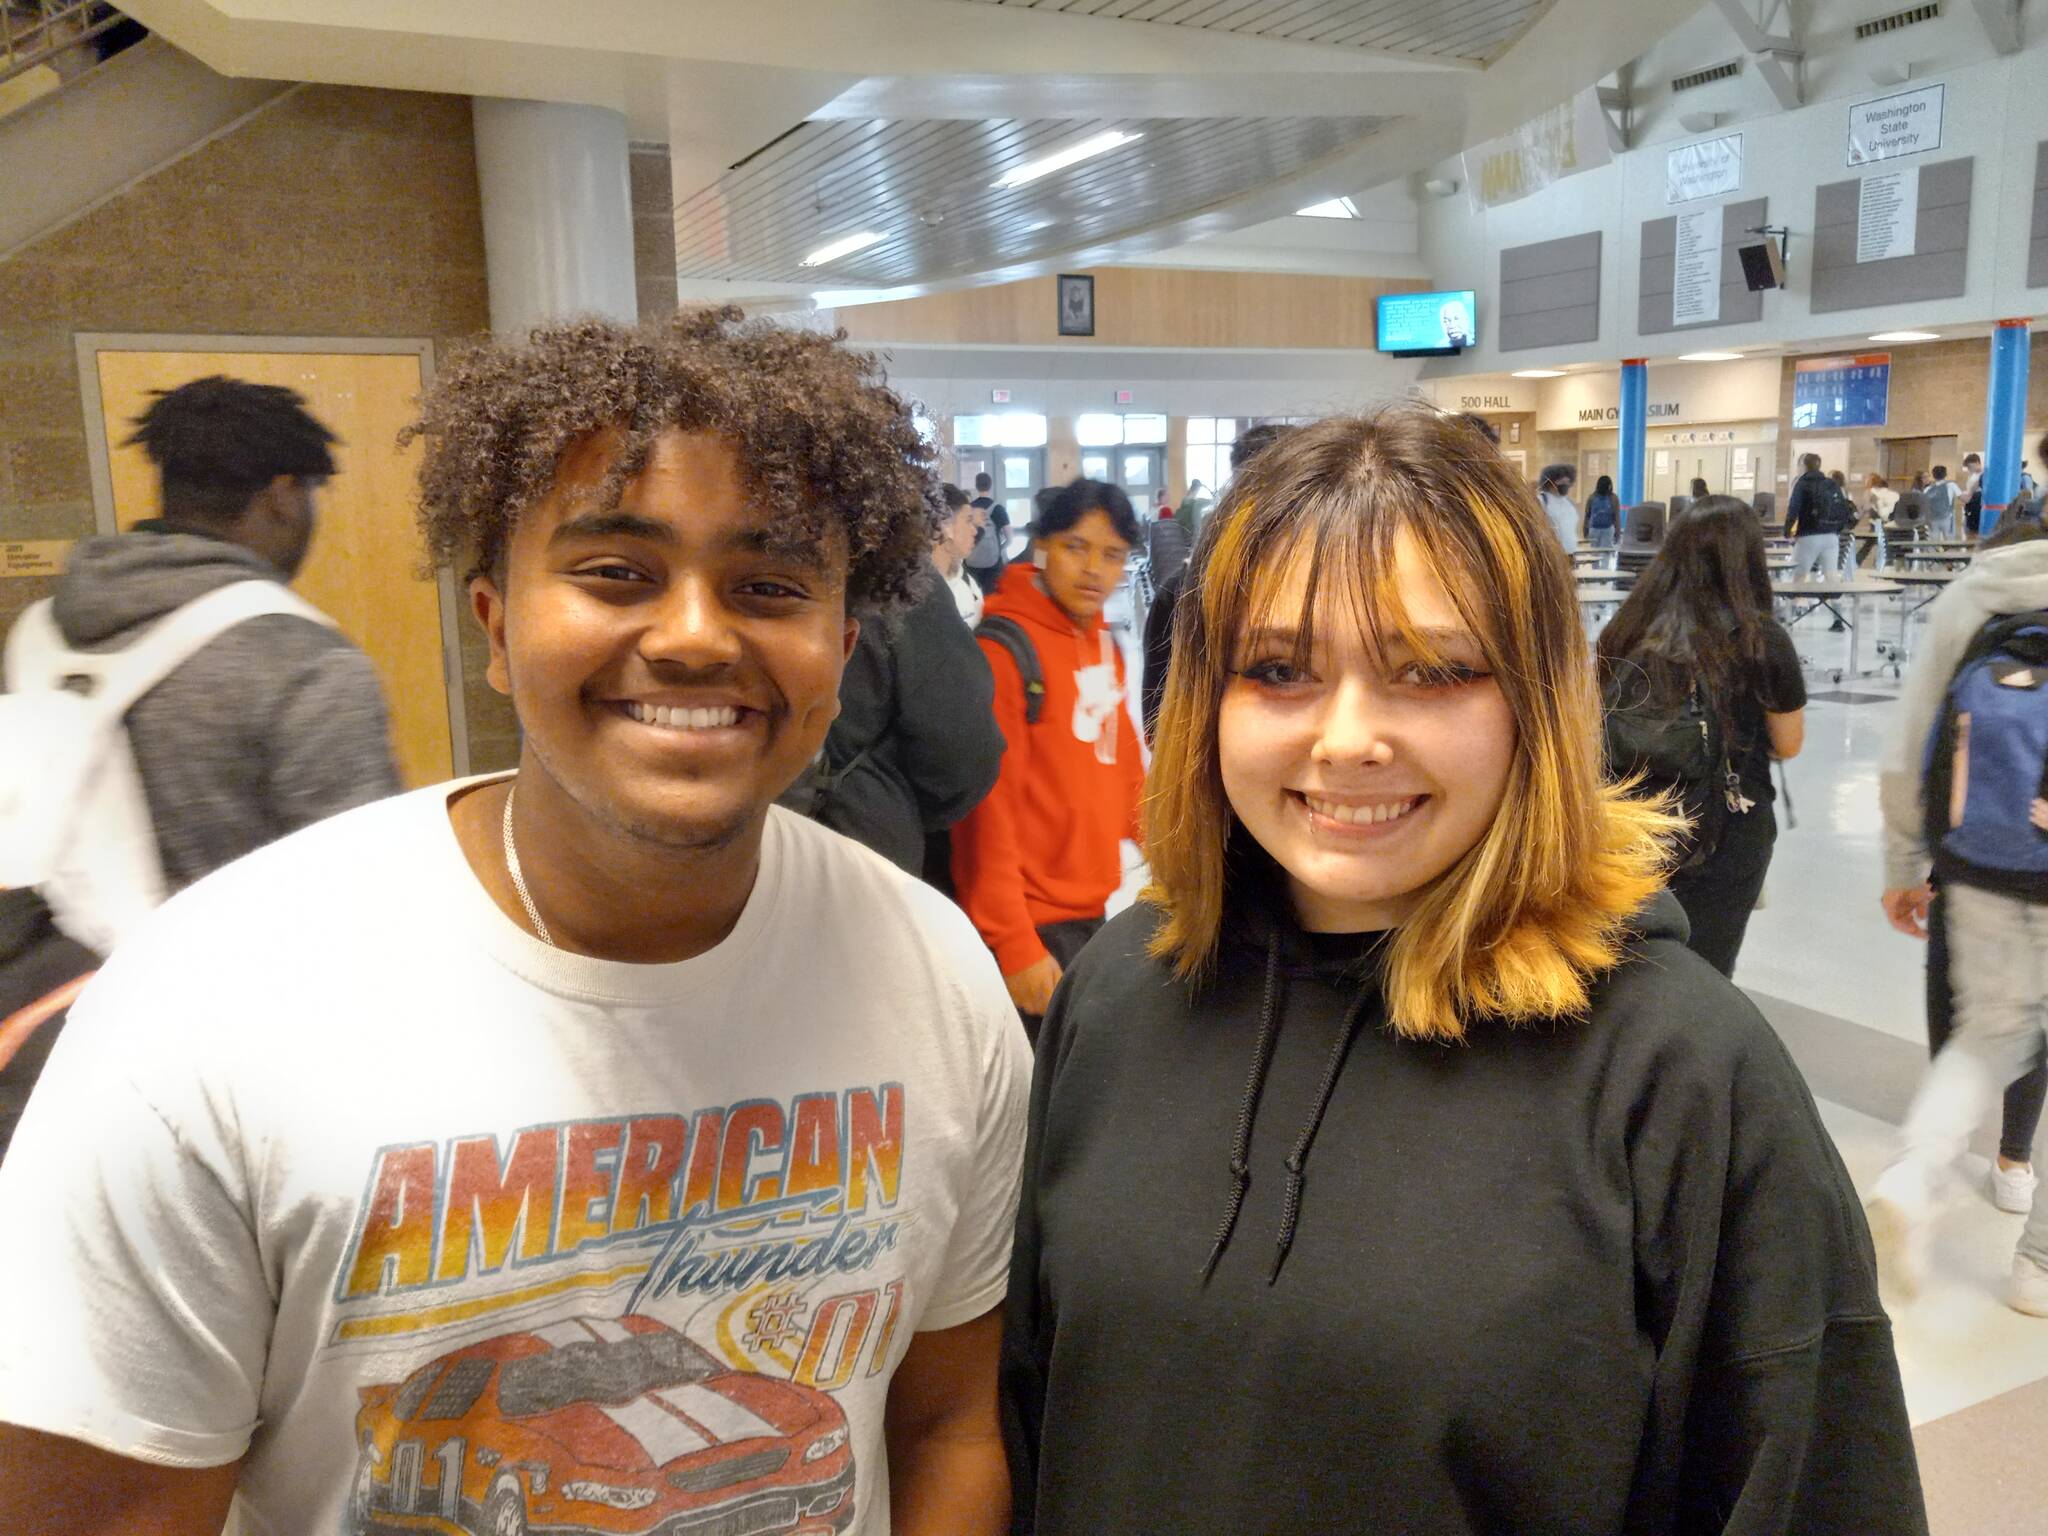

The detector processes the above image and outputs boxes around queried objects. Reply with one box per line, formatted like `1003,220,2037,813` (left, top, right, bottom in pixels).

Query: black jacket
815,566,1004,874
1785,468,1833,538
1140,564,1184,740
1004,892,1924,1535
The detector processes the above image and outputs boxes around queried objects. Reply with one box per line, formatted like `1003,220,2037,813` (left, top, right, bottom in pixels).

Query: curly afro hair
407,307,942,613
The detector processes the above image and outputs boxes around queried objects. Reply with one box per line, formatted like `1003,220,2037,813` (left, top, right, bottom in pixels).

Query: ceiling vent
1856,2,1941,40
1672,60,1743,93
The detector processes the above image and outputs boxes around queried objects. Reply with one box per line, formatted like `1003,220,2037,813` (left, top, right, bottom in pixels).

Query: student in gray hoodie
47,376,400,895
1870,517,2048,1313
1,376,399,1158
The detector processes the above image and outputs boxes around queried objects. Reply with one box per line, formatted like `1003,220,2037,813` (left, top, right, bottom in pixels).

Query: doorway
78,335,465,787
1878,435,1958,485
1081,445,1165,518
1651,446,1732,505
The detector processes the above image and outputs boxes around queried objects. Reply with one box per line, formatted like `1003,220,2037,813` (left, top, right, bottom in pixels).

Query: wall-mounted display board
1497,232,1602,352
1791,353,1891,430
1809,157,1971,314
1639,198,1767,335
2027,142,2048,288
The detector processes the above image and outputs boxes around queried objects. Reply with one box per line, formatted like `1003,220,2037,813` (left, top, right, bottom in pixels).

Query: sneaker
1867,1164,1932,1297
2009,1253,2048,1317
1992,1161,2038,1214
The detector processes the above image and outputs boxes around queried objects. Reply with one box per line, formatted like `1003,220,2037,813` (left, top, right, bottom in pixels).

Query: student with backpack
953,479,1144,1034
1597,498,1807,976
1924,464,1964,540
0,376,399,958
1583,473,1621,549
1785,452,1841,581
964,470,1011,595
1868,517,2048,1312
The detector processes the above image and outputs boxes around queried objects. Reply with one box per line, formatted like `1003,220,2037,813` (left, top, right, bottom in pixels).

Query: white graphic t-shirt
0,778,1030,1535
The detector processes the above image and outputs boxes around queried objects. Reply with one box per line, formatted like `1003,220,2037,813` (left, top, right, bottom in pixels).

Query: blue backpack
1922,610,2048,900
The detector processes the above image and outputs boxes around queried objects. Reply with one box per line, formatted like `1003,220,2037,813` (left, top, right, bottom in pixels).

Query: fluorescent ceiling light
993,130,1142,190
1679,351,1743,361
1868,330,1940,342
1510,369,1566,378
1296,197,1361,219
799,230,885,268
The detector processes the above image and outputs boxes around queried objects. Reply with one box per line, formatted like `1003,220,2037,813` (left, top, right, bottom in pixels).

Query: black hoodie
1002,892,1925,1535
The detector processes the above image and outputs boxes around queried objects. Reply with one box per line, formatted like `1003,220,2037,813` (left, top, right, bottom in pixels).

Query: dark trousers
1021,916,1105,1045
1928,880,2047,1165
1667,803,1776,979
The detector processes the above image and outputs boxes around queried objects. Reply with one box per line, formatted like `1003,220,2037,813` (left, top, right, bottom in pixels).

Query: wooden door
92,347,453,789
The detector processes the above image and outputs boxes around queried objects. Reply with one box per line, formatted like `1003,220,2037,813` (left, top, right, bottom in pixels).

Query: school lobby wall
0,84,523,771
1417,41,2048,486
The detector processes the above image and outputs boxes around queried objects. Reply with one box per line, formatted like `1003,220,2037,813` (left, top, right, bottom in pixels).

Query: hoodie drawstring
1199,936,1285,1283
1198,932,1378,1286
1270,987,1373,1284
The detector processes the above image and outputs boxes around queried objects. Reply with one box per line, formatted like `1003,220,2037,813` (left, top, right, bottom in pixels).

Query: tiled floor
1115,581,2048,1530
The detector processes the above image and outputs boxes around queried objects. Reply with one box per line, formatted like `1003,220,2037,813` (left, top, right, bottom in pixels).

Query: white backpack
0,579,332,956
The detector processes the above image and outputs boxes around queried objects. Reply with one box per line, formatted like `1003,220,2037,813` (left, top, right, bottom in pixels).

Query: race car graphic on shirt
347,1314,855,1536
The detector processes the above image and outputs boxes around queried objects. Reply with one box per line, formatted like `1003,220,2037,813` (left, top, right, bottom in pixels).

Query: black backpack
974,615,1046,725
1816,482,1858,534
1601,671,1748,868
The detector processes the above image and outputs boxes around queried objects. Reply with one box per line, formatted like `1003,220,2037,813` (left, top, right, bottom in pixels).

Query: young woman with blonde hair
1002,407,1923,1534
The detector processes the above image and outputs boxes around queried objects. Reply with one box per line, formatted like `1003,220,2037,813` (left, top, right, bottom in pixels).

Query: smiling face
1037,507,1132,624
1216,529,1517,933
471,428,857,852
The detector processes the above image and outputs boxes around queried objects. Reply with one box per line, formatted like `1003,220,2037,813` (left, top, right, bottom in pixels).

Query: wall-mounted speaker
1737,236,1786,291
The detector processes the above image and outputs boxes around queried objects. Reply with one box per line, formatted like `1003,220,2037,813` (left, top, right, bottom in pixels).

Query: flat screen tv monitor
1377,289,1477,355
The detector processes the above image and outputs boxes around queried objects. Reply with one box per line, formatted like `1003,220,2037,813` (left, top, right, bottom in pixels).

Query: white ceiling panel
673,114,1391,284
949,0,1560,62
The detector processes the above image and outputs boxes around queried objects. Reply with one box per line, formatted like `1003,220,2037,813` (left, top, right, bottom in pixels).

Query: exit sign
991,388,1011,403
1116,389,1133,404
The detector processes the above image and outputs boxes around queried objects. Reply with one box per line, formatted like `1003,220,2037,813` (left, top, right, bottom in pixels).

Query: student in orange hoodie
954,479,1145,1032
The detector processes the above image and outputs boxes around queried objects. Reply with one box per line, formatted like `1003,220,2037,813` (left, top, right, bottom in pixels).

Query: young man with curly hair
0,310,1028,1536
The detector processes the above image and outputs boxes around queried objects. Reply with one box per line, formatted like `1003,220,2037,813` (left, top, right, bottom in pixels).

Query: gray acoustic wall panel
1497,231,1602,352
1638,197,1768,335
1810,156,1972,314
2028,142,2048,287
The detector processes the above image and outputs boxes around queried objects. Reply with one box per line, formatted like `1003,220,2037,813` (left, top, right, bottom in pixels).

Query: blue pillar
1618,359,1648,508
1982,320,2030,538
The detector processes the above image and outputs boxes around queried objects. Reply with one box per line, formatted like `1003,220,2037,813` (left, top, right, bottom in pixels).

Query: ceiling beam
1706,0,1802,110
1970,0,2024,55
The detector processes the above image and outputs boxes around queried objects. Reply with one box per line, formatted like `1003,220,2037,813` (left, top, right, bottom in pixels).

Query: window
1081,452,1111,480
1186,417,1246,499
1075,413,1124,447
1123,453,1153,486
1004,455,1034,490
952,412,1048,449
1123,414,1168,445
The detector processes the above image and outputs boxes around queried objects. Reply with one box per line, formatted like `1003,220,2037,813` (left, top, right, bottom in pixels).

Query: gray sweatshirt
1879,539,2048,889
45,525,402,896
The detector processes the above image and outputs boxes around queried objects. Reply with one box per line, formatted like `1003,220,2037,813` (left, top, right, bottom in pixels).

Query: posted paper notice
1672,207,1723,326
1857,168,1918,263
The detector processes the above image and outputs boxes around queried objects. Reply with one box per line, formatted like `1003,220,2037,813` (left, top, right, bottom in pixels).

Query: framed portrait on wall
1057,274,1095,337
1508,420,1522,445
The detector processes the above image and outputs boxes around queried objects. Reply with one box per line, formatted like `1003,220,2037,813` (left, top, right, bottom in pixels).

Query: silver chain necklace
501,784,554,947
